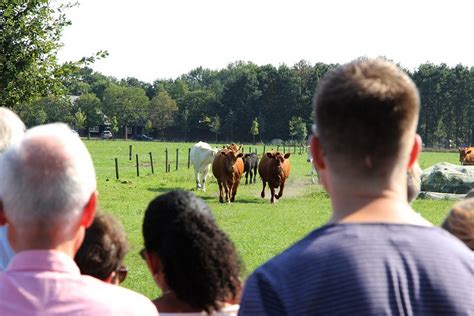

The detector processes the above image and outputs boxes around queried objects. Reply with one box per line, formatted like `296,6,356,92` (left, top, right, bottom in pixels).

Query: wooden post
129,144,132,161
176,148,179,171
277,145,280,152
167,163,171,173
187,148,191,169
263,144,266,154
115,158,119,180
165,148,168,173
149,152,154,174
135,154,139,177
294,144,296,153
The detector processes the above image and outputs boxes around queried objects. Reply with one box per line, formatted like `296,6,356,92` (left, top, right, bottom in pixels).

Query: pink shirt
0,250,158,316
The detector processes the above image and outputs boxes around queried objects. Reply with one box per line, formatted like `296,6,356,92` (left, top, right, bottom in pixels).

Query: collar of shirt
7,249,80,275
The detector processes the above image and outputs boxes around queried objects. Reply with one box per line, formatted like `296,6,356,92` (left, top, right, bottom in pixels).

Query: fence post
149,152,154,174
129,144,132,161
115,158,119,180
167,163,171,173
294,144,296,153
135,154,139,177
255,147,258,155
277,145,279,152
165,148,168,173
187,148,191,169
263,144,266,154
176,148,179,171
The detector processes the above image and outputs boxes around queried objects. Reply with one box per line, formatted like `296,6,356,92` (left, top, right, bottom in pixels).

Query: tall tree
102,84,148,139
148,89,178,138
0,1,106,112
74,93,103,139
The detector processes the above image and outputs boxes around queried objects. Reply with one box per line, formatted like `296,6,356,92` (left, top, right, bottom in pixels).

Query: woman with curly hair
142,190,242,315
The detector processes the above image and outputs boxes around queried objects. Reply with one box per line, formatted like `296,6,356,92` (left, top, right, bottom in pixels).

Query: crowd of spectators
0,59,472,315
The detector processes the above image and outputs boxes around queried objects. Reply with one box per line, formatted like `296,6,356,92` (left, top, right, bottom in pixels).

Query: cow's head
459,147,472,161
221,150,243,173
267,151,290,171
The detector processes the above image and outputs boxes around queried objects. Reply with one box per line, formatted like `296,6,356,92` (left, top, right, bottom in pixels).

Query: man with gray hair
0,107,26,270
0,123,157,315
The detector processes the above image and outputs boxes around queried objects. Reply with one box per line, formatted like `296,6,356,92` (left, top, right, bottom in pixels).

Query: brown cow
258,152,291,203
459,147,474,165
212,148,244,203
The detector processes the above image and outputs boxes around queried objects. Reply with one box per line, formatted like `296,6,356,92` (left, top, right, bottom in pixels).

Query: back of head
314,59,420,180
442,198,474,250
0,107,26,153
75,212,129,281
143,190,241,313
0,123,96,232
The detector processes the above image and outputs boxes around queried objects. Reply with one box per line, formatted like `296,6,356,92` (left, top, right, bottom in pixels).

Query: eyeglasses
116,265,128,284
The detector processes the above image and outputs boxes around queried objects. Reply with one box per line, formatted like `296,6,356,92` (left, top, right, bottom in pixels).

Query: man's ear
407,134,422,169
80,191,97,228
310,135,326,170
0,201,7,225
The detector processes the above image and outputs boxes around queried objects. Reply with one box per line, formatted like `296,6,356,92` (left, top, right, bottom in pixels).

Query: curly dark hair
75,211,129,281
142,190,241,313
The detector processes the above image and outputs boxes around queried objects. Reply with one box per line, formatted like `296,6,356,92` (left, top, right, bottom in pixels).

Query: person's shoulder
77,275,158,315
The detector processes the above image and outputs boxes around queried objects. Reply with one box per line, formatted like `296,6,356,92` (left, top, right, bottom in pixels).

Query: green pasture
85,139,460,299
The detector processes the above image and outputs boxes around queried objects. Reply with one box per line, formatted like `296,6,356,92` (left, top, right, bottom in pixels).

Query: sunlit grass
85,139,459,298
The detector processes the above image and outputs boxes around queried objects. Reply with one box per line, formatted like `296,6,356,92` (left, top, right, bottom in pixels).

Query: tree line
1,2,472,146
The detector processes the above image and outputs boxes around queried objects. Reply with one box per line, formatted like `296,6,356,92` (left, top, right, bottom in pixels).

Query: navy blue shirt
239,223,474,315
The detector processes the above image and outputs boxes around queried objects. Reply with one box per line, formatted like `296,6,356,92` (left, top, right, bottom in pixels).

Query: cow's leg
270,185,276,203
218,181,224,203
261,181,266,198
253,166,257,184
231,178,240,202
310,167,316,184
245,171,249,185
201,167,209,192
276,181,285,199
223,182,230,203
194,169,201,189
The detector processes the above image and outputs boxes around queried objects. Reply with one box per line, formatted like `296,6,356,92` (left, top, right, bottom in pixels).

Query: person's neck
329,187,431,226
153,290,203,313
10,225,84,258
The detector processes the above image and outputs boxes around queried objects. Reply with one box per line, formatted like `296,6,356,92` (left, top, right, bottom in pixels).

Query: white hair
0,107,26,153
0,123,96,228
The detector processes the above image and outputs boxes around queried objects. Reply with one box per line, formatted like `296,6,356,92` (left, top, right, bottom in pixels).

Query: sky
57,0,474,83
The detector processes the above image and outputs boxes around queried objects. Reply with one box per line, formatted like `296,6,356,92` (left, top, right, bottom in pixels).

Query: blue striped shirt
239,223,474,315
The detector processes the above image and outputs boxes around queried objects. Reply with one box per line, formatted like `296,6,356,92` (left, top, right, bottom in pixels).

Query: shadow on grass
146,187,185,194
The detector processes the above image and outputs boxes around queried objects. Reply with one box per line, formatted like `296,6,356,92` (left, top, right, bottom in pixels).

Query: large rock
421,162,474,194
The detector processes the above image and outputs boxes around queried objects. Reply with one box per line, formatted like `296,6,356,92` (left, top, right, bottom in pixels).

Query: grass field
85,139,461,299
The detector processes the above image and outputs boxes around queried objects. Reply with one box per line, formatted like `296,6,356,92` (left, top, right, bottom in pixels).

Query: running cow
243,153,259,184
212,146,244,203
258,152,291,203
190,141,218,191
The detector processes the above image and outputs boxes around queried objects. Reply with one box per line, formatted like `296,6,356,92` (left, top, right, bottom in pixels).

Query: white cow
307,135,320,184
190,141,218,192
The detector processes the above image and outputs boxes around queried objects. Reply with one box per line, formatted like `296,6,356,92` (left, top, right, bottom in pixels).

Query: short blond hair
441,198,474,250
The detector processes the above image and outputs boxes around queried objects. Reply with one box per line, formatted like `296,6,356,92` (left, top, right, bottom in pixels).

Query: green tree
74,93,103,139
0,1,107,111
250,117,259,144
30,96,74,125
148,89,178,138
73,110,86,132
289,116,307,144
102,85,148,139
203,115,221,142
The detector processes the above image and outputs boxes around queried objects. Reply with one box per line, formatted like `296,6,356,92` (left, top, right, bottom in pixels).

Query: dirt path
253,177,321,199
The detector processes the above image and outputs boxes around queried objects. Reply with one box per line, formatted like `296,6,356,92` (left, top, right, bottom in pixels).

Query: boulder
421,162,474,194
